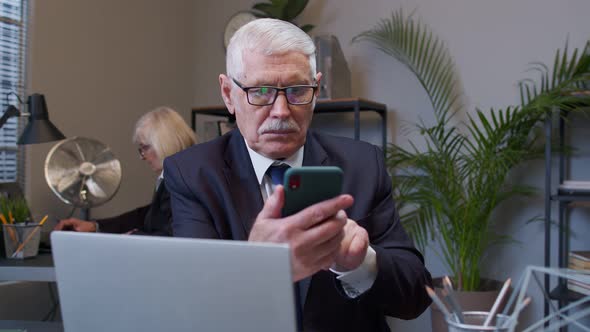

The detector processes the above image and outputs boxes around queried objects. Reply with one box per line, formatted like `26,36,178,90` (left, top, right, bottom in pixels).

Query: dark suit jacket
96,182,172,236
164,129,432,332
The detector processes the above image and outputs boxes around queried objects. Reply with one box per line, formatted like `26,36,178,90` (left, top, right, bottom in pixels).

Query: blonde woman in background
54,107,196,236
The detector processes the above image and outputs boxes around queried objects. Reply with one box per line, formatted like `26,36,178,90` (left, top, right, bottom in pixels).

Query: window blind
0,0,27,183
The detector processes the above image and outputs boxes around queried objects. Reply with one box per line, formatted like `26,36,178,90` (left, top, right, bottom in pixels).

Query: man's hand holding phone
333,218,369,271
249,185,354,282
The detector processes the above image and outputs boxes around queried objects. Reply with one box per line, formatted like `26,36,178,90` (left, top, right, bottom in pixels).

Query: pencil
501,296,531,329
10,215,48,258
483,278,511,327
38,215,49,225
0,213,18,246
426,286,452,318
442,276,464,323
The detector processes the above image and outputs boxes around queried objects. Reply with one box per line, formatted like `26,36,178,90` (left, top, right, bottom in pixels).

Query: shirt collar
245,139,304,184
155,170,164,190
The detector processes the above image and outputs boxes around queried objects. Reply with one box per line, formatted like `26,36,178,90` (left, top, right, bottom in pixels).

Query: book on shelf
570,251,590,262
567,279,590,296
559,181,590,194
570,260,590,270
567,251,590,296
569,251,590,270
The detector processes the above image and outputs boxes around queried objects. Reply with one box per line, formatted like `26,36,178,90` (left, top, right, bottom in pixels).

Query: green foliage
251,0,314,33
0,196,30,224
354,9,590,291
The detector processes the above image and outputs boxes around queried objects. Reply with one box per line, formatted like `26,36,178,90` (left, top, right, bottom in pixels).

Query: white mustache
258,119,300,134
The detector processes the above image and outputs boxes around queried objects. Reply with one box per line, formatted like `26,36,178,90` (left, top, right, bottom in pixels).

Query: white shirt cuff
330,246,378,298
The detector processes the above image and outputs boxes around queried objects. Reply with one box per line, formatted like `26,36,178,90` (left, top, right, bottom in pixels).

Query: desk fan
44,136,122,219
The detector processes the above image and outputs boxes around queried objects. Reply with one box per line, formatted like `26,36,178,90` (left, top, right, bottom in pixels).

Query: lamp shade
17,94,65,145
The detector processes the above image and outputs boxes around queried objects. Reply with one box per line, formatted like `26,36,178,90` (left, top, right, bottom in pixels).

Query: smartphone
282,166,343,217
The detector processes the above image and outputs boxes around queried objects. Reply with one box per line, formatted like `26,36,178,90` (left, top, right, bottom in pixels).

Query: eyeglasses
138,144,151,158
232,78,317,106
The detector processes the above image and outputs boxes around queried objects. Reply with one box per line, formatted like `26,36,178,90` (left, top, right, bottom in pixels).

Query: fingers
291,194,353,229
53,218,96,232
334,219,369,271
290,212,348,280
249,186,285,242
348,228,369,257
298,210,347,246
257,185,285,220
54,219,74,231
335,210,348,223
313,228,345,269
251,191,357,281
292,229,344,281
53,221,64,231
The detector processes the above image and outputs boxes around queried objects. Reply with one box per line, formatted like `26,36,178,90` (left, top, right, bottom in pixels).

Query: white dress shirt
244,140,377,298
156,171,164,190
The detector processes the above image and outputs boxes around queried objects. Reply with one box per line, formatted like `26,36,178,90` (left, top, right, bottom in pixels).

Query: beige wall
25,0,195,224
2,0,195,320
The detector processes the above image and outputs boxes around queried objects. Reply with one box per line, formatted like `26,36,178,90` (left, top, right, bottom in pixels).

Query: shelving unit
544,101,590,331
191,97,388,152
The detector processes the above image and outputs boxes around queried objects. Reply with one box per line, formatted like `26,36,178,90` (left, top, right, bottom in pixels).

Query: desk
0,254,61,331
0,253,55,282
192,98,388,152
0,320,63,332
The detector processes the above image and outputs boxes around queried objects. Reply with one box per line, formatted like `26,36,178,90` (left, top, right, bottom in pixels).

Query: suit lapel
143,182,163,232
302,131,329,167
222,130,264,238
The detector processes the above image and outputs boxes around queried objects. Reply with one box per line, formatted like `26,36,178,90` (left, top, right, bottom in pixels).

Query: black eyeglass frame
231,78,318,106
137,144,151,158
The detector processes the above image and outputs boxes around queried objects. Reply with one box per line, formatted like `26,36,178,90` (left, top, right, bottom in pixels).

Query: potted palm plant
353,9,590,331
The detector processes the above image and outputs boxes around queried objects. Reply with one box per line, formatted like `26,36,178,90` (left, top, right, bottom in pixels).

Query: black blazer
96,181,172,236
164,129,432,332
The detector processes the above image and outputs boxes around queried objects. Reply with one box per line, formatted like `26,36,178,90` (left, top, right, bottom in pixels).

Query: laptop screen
51,232,296,332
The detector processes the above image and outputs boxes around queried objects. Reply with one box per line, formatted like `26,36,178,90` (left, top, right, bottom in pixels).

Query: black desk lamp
0,93,65,145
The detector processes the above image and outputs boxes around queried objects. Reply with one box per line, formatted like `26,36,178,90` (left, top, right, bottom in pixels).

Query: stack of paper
559,180,590,194
568,251,590,295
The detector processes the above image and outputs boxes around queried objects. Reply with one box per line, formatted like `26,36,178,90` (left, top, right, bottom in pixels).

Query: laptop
51,232,296,332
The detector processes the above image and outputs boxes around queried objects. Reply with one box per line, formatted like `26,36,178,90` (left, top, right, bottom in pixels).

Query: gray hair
133,107,196,168
226,18,316,80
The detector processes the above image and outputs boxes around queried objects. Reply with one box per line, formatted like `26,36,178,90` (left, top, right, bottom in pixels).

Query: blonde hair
133,107,196,168
226,18,316,80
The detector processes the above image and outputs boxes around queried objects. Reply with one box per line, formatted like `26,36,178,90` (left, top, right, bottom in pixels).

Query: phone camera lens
289,174,301,190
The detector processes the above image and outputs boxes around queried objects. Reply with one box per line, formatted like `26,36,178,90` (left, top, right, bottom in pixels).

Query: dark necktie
267,163,290,186
266,164,303,330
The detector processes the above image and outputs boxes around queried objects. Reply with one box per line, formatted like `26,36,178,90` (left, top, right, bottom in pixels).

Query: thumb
258,185,284,219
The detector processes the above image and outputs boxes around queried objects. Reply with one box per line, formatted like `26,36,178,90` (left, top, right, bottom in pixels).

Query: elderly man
164,18,432,331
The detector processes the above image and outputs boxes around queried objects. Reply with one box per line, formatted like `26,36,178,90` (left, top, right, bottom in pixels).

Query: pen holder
0,228,5,258
2,223,42,259
446,311,515,332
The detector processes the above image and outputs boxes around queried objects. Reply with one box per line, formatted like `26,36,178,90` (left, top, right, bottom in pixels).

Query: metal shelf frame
544,106,590,331
191,97,388,153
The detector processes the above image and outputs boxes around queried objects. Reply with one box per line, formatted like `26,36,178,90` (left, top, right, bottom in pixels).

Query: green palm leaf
353,9,462,124
354,8,590,291
251,0,314,33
